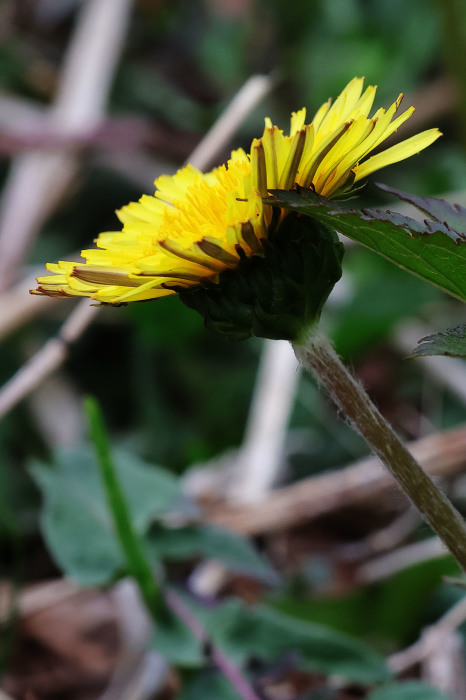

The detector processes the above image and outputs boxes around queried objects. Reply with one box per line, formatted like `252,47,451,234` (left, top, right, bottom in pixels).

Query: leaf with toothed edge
410,323,466,358
266,187,466,302
377,183,466,232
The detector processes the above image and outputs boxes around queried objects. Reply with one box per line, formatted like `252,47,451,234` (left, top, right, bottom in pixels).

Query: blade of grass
85,395,163,619
85,396,263,700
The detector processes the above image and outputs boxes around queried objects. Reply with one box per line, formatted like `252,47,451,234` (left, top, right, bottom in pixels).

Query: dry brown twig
356,537,448,585
0,301,99,419
0,267,57,341
389,593,466,699
203,425,466,535
190,339,300,596
0,0,134,292
0,16,274,420
0,0,135,421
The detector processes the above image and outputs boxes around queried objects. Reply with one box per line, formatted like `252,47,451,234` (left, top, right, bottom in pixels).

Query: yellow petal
353,128,442,181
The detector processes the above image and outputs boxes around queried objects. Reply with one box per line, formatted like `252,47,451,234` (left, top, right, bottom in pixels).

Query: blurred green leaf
30,446,180,585
177,672,242,700
272,555,459,647
267,188,466,302
192,598,391,683
31,442,274,587
125,295,204,349
369,555,458,643
411,323,466,358
331,248,441,358
367,682,451,700
153,608,203,667
152,594,390,679
147,523,278,583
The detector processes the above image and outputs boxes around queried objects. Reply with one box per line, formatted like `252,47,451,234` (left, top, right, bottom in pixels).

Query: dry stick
0,302,99,419
205,424,466,535
294,328,466,572
0,73,273,341
0,0,134,292
357,537,447,585
230,340,300,503
188,74,273,171
389,594,466,673
0,80,272,414
165,588,262,700
190,339,299,596
0,267,57,341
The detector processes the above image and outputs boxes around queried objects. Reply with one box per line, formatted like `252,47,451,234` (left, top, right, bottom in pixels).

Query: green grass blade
85,396,162,619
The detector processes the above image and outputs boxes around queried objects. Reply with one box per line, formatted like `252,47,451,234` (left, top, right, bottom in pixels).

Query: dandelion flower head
32,78,440,305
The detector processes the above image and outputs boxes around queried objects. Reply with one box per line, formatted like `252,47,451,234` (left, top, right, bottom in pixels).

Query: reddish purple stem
164,588,262,700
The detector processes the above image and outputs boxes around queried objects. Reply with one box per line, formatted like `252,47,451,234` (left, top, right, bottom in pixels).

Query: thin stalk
86,397,261,700
293,328,466,573
165,588,262,700
85,396,162,618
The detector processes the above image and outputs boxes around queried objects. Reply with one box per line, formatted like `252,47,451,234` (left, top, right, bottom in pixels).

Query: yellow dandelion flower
32,77,440,312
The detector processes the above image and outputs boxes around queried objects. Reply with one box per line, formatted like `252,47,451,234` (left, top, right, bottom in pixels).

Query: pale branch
0,73,274,418
188,74,274,171
389,594,466,673
190,339,300,596
357,537,447,585
0,0,134,291
0,302,98,420
203,424,466,536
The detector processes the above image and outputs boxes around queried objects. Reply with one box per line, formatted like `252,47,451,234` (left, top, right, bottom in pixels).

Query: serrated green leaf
267,188,466,302
378,183,466,232
147,523,278,583
411,323,466,358
30,446,180,585
367,681,451,700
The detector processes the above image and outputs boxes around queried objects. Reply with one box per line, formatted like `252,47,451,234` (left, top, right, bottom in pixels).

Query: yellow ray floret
32,77,441,304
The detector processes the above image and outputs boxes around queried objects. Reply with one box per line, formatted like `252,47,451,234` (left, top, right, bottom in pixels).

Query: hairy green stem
293,328,466,573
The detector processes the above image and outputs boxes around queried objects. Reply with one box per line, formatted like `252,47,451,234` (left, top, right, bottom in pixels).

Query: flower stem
293,328,466,573
165,588,262,700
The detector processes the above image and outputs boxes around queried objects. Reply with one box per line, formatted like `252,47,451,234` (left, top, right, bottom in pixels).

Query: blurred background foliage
1,0,466,696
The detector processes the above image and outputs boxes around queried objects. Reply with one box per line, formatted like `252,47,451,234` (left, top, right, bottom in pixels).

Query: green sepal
178,211,344,342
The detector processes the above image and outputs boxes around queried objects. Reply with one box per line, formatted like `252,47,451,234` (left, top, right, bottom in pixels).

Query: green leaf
30,446,180,585
147,523,278,583
367,681,451,700
177,671,242,700
153,609,203,667
267,188,466,302
331,249,441,358
411,323,466,358
190,598,390,683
